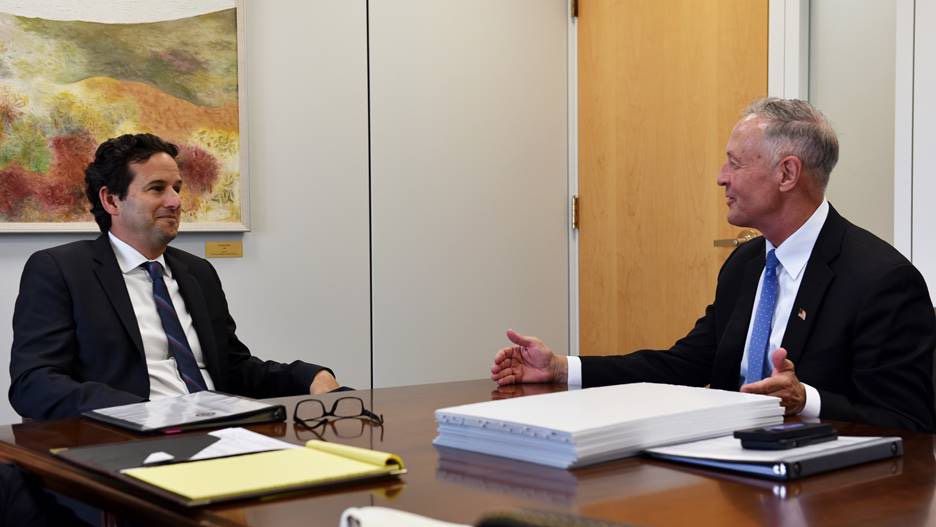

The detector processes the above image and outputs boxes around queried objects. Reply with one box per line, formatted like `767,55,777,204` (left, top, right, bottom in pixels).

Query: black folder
53,432,405,507
54,434,221,473
645,435,902,481
82,391,286,433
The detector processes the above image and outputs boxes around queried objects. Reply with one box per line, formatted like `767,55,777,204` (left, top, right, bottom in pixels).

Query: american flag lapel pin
797,308,807,321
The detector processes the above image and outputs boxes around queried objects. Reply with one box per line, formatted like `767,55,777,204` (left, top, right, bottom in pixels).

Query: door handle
713,229,758,247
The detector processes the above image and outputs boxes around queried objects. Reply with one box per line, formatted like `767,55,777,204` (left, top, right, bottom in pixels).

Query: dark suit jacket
9,234,330,420
582,206,936,432
0,464,91,527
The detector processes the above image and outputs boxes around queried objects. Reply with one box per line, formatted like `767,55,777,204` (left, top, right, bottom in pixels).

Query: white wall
911,0,936,303
211,0,372,389
369,0,569,387
809,0,896,243
0,0,373,424
0,0,571,423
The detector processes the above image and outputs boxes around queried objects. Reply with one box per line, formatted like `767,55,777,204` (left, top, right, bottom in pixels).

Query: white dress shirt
108,233,216,399
568,201,829,417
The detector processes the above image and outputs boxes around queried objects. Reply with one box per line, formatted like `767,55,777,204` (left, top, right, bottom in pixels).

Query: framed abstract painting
0,0,248,232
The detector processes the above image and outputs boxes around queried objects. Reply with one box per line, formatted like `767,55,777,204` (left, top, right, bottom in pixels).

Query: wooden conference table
0,380,933,527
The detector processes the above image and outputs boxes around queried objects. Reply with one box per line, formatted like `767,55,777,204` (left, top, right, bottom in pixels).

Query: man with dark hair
492,98,936,432
9,133,339,420
84,132,180,233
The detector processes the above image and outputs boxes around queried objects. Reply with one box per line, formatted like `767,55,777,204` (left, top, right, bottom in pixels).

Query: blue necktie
745,249,780,384
142,261,208,393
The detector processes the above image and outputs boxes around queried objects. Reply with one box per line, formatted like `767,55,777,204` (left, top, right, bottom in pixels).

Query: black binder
55,434,222,473
82,391,286,433
645,436,902,481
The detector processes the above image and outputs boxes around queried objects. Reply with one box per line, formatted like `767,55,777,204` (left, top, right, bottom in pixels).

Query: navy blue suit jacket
582,206,936,432
9,234,329,420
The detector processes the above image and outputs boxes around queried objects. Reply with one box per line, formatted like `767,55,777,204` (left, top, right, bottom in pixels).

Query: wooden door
578,0,768,355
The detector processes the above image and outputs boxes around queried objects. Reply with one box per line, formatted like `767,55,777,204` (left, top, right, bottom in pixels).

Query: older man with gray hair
492,98,936,432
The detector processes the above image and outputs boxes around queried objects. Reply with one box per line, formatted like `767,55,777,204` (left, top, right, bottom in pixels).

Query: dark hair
84,133,179,232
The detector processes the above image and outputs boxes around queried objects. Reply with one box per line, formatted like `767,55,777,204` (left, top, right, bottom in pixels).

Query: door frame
894,0,913,259
565,0,809,357
566,1,580,356
898,0,936,304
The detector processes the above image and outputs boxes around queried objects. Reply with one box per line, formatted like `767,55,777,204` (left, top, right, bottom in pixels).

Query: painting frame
0,0,250,233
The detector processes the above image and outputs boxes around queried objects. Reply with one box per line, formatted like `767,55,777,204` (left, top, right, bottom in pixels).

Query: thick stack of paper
433,383,783,468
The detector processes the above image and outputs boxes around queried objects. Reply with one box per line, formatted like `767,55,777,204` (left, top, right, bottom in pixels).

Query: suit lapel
91,235,145,357
165,249,219,375
781,206,845,365
712,247,764,390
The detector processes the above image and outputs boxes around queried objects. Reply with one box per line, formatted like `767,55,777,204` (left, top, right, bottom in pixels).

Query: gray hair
742,98,839,189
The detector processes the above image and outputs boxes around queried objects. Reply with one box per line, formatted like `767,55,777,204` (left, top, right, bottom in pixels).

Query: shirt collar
108,232,170,278
765,200,829,281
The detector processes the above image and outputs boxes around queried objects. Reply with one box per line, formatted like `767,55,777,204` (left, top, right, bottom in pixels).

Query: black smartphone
733,422,837,450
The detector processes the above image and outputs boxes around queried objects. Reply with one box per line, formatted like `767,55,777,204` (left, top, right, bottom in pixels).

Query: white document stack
433,383,784,469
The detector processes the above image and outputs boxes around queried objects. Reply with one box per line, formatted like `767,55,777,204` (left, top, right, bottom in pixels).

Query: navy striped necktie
142,261,208,393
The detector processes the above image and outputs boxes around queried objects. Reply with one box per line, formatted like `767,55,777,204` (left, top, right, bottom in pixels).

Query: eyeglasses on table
293,417,385,442
293,396,384,428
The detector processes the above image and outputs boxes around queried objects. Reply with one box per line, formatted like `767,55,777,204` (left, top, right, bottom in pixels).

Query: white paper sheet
339,507,468,527
189,427,299,461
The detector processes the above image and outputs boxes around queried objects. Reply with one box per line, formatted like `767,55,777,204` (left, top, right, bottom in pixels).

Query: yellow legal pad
121,440,405,504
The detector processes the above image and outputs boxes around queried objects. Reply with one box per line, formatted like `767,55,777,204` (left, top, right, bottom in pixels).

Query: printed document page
189,427,299,461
